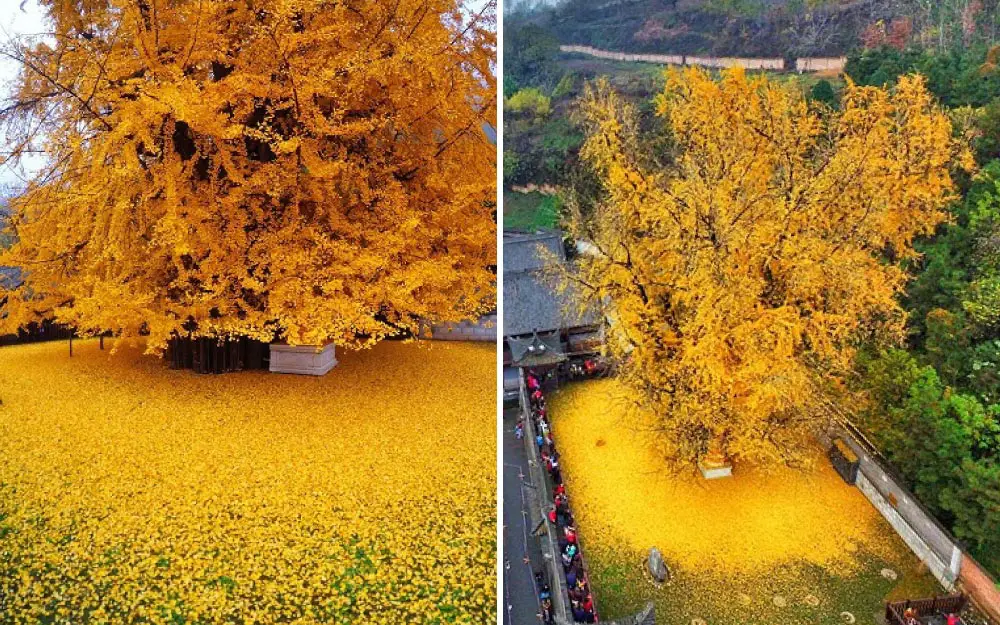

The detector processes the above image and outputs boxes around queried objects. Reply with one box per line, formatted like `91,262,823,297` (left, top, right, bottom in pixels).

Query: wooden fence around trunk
166,335,270,374
0,321,75,347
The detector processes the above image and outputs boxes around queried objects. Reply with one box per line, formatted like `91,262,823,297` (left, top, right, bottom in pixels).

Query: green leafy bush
506,88,552,118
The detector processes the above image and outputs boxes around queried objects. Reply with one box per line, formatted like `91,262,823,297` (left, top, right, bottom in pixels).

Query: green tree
505,24,561,90
503,150,522,187
809,79,837,107
552,73,579,100
973,99,1000,166
858,350,1000,576
924,309,971,386
905,161,1000,345
846,46,1000,108
940,459,1000,574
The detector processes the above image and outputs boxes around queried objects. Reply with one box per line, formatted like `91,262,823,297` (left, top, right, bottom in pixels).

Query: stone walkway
503,404,545,625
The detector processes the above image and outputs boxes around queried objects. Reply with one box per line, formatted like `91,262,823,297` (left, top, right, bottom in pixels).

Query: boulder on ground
647,547,669,583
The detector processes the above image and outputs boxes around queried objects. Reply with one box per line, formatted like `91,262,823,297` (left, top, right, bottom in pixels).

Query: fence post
69,332,73,357
100,335,104,350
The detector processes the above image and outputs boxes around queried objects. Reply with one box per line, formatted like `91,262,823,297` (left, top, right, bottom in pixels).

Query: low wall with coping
423,314,497,342
519,372,656,624
830,425,1000,623
796,57,847,72
560,44,845,74
827,425,960,588
605,603,655,625
855,470,959,587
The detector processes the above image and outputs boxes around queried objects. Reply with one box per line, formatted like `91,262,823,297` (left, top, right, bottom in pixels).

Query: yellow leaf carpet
0,339,495,624
549,378,941,625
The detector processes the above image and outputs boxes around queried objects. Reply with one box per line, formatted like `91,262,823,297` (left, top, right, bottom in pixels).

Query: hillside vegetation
511,0,1000,58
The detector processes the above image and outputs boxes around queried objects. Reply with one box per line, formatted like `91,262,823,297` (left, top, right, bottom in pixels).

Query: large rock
647,547,669,583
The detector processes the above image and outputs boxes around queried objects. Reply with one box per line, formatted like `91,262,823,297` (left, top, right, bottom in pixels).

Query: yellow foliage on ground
551,378,900,576
549,378,943,623
0,339,495,624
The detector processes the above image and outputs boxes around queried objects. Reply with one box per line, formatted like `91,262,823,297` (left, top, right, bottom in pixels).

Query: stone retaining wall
561,45,685,66
686,54,785,70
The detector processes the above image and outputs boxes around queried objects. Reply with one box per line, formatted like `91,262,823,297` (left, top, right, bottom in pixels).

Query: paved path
503,405,544,625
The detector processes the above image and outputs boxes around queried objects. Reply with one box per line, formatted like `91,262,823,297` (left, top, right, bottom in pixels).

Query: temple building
502,229,602,370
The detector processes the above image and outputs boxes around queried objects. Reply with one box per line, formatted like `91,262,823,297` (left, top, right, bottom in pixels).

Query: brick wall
960,554,1000,624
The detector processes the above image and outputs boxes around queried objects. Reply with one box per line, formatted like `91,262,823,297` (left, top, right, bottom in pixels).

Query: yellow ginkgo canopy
0,0,497,351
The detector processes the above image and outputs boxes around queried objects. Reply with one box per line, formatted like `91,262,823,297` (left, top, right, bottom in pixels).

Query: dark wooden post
100,335,104,350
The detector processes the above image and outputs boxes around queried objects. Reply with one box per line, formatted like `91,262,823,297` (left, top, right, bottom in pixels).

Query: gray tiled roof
503,229,600,337
503,229,565,273
508,330,566,366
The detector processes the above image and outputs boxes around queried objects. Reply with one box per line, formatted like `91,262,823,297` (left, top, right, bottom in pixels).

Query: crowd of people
520,368,598,624
901,607,962,625
565,357,608,381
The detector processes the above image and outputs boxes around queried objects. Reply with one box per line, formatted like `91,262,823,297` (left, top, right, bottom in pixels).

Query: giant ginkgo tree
565,68,969,467
0,0,496,350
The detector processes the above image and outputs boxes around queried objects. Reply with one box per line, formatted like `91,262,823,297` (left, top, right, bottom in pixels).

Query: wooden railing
885,594,967,625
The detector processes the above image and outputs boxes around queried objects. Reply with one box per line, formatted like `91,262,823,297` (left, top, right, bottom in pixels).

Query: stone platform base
269,343,337,376
698,461,733,479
